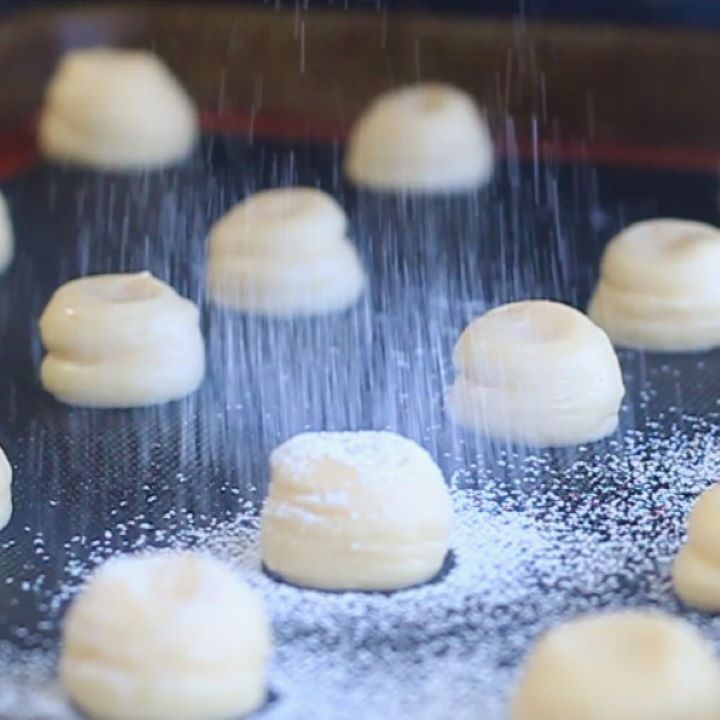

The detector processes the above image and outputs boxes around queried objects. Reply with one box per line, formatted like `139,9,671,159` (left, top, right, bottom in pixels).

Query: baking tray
2,4,720,719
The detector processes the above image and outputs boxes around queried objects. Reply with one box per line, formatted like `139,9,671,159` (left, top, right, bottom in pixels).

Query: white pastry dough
673,484,720,611
447,300,625,446
0,445,12,531
39,272,204,407
260,431,453,591
0,191,14,273
510,610,720,720
39,48,198,170
588,219,720,351
344,83,493,192
61,552,272,720
208,187,366,315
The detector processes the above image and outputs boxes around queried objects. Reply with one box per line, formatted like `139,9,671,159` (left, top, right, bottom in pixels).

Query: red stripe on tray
201,109,720,172
1,110,719,179
0,124,38,180
514,137,720,173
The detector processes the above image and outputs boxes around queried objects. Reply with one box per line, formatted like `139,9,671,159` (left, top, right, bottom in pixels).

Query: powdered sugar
4,413,720,718
270,430,439,483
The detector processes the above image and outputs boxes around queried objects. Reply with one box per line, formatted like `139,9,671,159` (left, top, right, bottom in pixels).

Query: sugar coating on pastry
39,48,198,170
673,484,720,611
39,272,205,407
0,191,14,274
588,219,720,351
344,83,493,192
0,445,12,532
510,610,720,720
260,431,453,591
61,552,272,720
447,300,625,447
208,187,366,315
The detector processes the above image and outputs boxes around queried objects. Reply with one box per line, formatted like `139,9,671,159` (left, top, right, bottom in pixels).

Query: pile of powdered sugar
3,412,720,719
269,430,439,484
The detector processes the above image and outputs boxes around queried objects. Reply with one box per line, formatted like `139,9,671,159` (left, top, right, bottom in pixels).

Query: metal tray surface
1,5,720,720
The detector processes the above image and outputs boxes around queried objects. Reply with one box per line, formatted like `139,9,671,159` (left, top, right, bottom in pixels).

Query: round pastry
510,610,720,720
447,300,625,446
673,484,720,611
39,48,198,170
207,187,366,315
344,83,493,192
0,191,14,273
588,219,720,351
0,445,12,532
60,552,272,720
39,272,205,407
260,431,453,591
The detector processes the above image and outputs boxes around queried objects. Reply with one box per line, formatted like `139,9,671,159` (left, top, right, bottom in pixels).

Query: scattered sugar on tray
6,417,720,718
0,645,68,720
203,484,551,615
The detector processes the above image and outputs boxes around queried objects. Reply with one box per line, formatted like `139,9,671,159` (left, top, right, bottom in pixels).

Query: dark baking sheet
2,4,720,719
0,132,719,718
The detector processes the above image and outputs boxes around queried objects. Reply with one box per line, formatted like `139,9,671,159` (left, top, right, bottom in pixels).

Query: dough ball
0,445,12,532
344,83,493,192
260,431,453,591
208,187,366,315
0,191,14,273
39,272,205,407
61,552,271,720
39,48,198,170
673,484,720,611
588,219,720,351
447,300,625,446
510,610,720,720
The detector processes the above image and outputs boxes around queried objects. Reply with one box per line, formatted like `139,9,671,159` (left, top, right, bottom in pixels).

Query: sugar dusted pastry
61,552,271,720
510,610,720,720
345,83,493,192
0,191,14,273
673,484,720,611
448,300,625,446
0,445,12,531
261,431,453,591
39,48,197,170
39,272,204,407
208,187,366,315
589,219,720,351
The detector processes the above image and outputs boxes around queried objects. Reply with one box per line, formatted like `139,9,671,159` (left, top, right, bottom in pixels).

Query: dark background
1,0,720,28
